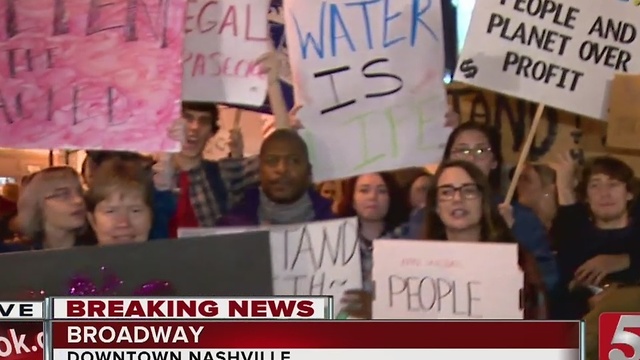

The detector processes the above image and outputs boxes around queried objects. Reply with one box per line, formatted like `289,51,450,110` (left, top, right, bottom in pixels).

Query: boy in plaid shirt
151,102,258,238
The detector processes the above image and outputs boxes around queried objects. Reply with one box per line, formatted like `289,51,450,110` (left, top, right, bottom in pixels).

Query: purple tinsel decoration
67,267,173,296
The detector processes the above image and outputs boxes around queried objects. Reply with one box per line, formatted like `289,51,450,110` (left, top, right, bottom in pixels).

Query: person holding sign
86,158,153,245
549,153,640,319
421,160,545,319
217,129,333,226
151,102,258,238
406,122,558,294
334,173,407,294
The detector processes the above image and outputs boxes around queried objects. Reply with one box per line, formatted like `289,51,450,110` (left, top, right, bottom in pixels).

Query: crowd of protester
0,97,638,326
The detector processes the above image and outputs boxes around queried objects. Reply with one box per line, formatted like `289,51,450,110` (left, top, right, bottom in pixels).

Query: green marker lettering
344,111,385,170
412,102,439,151
384,107,399,157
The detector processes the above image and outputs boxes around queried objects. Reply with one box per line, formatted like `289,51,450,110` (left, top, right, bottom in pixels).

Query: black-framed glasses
451,147,492,158
437,183,481,201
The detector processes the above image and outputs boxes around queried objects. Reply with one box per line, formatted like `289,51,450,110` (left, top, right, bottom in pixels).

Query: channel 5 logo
600,313,640,360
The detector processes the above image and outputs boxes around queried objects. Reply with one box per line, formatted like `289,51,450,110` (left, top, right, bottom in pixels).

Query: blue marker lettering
329,3,356,57
383,0,406,48
344,0,380,50
411,0,438,44
291,2,327,59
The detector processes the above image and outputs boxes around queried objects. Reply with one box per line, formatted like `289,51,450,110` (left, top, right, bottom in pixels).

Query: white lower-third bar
53,348,579,360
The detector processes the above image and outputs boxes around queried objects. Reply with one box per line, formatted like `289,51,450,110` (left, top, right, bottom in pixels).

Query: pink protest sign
0,0,186,151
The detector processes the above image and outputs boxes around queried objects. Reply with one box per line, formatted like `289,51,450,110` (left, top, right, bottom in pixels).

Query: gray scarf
258,188,315,225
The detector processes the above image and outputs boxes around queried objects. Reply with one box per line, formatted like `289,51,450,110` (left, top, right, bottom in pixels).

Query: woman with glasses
407,122,558,302
422,160,544,319
16,167,95,250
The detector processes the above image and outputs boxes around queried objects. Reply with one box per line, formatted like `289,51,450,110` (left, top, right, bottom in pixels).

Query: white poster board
372,240,523,319
454,0,640,120
283,0,450,181
183,0,270,105
179,217,361,316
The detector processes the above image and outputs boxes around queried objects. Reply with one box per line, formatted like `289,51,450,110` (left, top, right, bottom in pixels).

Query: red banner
51,321,580,349
0,321,44,360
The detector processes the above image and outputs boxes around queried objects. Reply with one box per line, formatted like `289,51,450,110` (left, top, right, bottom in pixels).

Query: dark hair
442,122,503,191
577,156,637,203
335,172,408,232
405,169,433,205
260,129,310,161
182,101,220,134
422,160,515,243
86,151,152,168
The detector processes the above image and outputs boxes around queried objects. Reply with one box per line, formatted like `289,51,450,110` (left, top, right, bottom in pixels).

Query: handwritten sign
0,0,186,151
284,0,450,181
183,0,270,106
179,218,362,316
372,240,523,319
455,0,640,120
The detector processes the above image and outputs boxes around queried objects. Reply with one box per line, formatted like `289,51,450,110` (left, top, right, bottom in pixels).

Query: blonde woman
86,158,153,245
17,166,94,250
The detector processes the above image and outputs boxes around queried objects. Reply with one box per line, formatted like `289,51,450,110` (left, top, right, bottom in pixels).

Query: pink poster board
0,0,186,151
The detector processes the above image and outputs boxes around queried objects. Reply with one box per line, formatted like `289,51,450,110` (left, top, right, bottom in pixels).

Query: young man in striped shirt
151,102,258,239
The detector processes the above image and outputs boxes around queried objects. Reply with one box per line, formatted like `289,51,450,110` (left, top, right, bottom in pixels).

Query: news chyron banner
0,301,44,360
45,297,583,360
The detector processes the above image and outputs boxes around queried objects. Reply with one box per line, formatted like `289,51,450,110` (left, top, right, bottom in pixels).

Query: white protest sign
183,0,270,105
454,0,640,120
283,0,450,181
179,218,361,316
372,240,523,319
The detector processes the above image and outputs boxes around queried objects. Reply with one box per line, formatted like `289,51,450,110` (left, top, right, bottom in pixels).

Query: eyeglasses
45,187,83,201
451,147,492,159
437,183,481,201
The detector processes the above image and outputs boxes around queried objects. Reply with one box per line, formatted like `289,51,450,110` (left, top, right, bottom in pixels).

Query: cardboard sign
372,239,523,319
180,218,362,316
455,0,640,120
606,74,640,149
0,233,273,299
0,0,186,151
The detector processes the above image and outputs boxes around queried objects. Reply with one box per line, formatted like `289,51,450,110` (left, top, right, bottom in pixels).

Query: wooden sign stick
503,103,546,204
232,108,243,129
268,73,289,129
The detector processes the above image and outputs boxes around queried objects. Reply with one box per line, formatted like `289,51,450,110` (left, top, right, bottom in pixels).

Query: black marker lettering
361,58,403,98
314,66,356,115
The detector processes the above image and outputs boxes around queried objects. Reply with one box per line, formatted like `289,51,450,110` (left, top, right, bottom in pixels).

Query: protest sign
231,0,297,114
183,0,270,106
180,217,362,316
284,0,450,181
0,0,186,151
455,0,640,121
372,239,523,319
606,74,640,150
0,232,273,298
